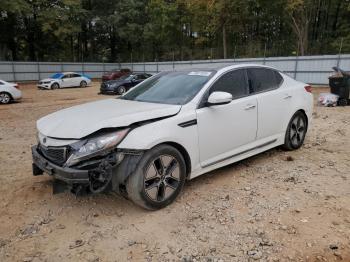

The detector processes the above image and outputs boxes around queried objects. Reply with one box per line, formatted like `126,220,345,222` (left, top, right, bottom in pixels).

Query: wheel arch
51,82,60,88
155,141,192,178
0,91,13,101
295,109,308,129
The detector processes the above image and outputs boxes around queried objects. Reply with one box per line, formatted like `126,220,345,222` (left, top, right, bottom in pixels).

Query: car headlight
66,129,129,166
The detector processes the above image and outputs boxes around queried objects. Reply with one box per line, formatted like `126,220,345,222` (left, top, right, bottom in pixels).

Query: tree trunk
110,27,117,62
222,24,227,59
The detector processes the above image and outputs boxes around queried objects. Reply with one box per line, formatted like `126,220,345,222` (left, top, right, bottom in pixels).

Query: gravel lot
0,83,349,262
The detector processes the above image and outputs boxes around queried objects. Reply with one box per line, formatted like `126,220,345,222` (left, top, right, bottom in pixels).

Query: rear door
71,73,83,87
196,69,258,167
247,68,291,139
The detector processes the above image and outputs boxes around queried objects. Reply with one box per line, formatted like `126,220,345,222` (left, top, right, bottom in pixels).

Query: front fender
118,112,200,173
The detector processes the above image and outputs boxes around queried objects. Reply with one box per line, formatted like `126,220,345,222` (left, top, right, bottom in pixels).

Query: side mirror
206,91,232,106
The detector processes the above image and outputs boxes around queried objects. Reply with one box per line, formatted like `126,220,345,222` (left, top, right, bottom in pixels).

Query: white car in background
37,72,91,90
0,80,22,104
32,64,313,210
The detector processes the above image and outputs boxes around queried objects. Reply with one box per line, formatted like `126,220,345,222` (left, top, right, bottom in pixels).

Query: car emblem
43,137,47,144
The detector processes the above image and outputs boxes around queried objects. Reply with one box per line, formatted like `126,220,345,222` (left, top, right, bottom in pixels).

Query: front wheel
80,81,87,88
51,83,59,90
283,111,308,151
126,145,186,210
0,92,11,104
117,85,126,95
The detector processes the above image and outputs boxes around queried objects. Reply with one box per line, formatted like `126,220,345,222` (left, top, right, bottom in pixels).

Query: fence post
172,51,175,71
82,62,85,74
131,52,133,72
103,62,106,74
156,56,159,73
11,61,16,82
37,61,41,81
61,63,64,73
294,55,299,80
143,53,145,73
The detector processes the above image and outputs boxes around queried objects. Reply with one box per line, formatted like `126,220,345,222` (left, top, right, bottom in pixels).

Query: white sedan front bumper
37,84,52,90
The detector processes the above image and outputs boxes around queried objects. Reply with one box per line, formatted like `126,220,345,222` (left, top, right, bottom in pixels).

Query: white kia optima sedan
32,64,313,210
37,72,91,90
0,79,22,104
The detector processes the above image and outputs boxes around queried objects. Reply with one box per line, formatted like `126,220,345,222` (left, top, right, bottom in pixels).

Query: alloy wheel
144,155,180,202
118,86,126,95
0,93,10,104
290,115,306,147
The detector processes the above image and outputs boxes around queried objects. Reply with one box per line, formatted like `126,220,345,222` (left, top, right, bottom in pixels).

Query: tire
80,81,87,88
0,92,11,104
126,145,186,210
338,98,348,106
117,85,126,95
51,83,59,90
283,111,308,151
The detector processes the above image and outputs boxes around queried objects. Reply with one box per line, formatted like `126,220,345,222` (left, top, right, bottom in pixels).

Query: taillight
304,85,312,93
14,84,20,89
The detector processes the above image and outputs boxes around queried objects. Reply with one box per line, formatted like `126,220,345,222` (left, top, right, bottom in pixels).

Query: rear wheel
283,111,307,150
117,85,126,95
80,81,87,88
0,92,11,104
338,98,348,106
126,145,186,210
51,83,59,90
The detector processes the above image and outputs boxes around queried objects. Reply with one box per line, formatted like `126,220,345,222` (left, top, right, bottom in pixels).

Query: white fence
1,54,350,84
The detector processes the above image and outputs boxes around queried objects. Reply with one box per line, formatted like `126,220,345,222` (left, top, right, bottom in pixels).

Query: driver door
196,69,258,167
61,74,73,87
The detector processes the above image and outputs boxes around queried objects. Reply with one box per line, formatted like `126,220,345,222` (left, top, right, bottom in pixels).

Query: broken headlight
66,129,130,166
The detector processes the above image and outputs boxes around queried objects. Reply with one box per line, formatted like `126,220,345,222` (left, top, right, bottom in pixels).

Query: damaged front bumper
31,145,143,195
32,145,90,184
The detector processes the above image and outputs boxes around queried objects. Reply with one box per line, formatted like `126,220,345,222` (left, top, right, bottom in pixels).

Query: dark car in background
100,73,152,95
102,68,131,82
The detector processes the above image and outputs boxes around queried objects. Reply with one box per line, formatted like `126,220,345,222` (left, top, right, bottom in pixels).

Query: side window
247,68,280,93
62,74,70,79
72,74,81,78
210,69,248,99
274,71,284,86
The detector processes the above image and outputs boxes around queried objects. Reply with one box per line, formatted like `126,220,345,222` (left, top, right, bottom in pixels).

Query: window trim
197,68,250,109
246,67,284,95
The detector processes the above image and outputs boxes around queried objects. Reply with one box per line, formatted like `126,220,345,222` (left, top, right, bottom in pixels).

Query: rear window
248,68,281,93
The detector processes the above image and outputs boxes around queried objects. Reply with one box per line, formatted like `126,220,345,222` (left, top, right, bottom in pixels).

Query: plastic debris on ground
318,93,339,107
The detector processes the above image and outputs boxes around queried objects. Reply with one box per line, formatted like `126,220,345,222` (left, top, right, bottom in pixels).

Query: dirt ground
0,83,349,262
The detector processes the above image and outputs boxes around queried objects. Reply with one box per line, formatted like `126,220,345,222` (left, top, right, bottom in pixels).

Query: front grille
39,145,69,165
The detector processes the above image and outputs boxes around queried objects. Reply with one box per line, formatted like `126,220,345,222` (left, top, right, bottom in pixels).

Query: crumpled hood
37,99,181,139
40,78,55,82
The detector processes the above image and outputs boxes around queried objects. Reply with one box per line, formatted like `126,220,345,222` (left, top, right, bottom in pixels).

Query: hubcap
119,87,126,94
290,115,306,147
144,155,180,202
0,93,10,104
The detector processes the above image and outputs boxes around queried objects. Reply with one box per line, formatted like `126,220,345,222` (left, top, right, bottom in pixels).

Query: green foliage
0,0,349,62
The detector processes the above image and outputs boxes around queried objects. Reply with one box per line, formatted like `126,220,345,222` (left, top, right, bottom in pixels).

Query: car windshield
121,70,215,105
124,75,135,81
51,73,64,79
119,75,129,80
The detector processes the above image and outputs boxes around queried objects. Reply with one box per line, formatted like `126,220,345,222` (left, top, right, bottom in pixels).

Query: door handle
245,104,256,110
284,94,292,99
